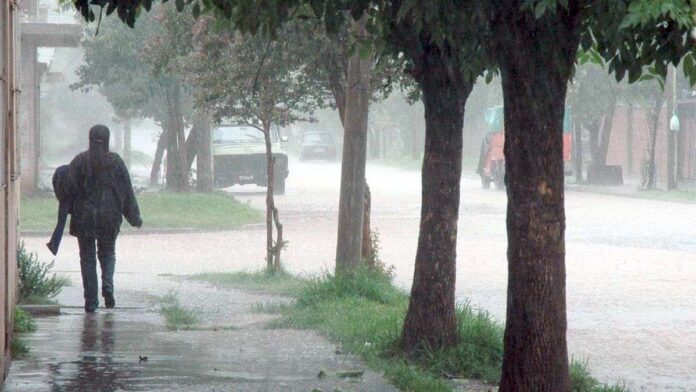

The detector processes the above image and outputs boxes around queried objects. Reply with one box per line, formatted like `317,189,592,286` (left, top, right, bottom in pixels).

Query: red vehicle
477,105,573,189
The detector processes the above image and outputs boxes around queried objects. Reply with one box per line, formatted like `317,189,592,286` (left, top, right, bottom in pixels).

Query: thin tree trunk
164,85,188,192
666,67,677,190
598,96,616,166
626,104,634,176
335,15,371,275
400,48,472,353
491,4,581,390
196,112,214,192
573,121,583,183
124,118,132,170
361,182,372,264
263,122,282,273
644,96,663,190
150,132,166,187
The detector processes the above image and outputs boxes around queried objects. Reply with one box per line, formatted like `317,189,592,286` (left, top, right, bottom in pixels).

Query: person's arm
117,157,142,228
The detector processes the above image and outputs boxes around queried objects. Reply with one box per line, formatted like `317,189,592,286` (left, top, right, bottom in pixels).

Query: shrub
17,242,69,303
13,308,37,333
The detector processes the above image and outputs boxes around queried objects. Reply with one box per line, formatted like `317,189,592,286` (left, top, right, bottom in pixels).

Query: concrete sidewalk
6,276,397,392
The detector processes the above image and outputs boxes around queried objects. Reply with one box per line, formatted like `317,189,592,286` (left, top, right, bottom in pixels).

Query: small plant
11,336,29,359
250,300,291,314
158,292,200,331
571,359,631,392
14,308,37,333
17,242,69,303
363,230,395,278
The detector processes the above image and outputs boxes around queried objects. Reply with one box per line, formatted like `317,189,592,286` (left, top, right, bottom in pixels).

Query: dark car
300,131,337,161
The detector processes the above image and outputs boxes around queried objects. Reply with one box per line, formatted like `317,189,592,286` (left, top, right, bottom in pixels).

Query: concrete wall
1,0,22,383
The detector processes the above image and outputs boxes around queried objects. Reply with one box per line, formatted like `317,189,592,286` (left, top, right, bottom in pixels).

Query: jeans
78,237,116,311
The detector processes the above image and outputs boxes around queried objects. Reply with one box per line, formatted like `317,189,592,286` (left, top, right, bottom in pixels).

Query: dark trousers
78,237,116,311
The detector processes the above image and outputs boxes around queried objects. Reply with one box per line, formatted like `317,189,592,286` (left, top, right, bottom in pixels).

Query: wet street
22,158,696,391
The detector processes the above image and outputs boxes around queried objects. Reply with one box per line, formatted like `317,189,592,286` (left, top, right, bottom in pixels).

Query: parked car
300,131,337,161
213,125,289,194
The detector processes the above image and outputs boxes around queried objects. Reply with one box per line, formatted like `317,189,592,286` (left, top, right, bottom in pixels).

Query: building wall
606,104,696,182
1,0,22,383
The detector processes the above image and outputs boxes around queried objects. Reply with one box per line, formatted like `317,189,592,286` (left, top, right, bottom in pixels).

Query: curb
18,304,60,317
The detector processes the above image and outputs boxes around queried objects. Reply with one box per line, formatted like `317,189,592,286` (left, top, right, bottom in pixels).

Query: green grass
14,308,37,333
190,270,305,296
189,267,629,391
268,267,503,391
20,192,261,231
158,292,201,331
11,336,29,359
250,300,292,314
635,188,696,204
571,359,630,392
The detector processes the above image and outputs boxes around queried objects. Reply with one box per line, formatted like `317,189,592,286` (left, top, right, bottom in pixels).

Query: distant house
606,101,696,183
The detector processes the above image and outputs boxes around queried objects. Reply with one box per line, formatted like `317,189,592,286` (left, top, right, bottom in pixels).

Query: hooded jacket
69,125,142,239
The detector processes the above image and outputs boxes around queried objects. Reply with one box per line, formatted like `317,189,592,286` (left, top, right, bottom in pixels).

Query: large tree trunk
491,4,581,391
400,47,472,353
164,85,189,192
150,132,166,187
335,15,371,275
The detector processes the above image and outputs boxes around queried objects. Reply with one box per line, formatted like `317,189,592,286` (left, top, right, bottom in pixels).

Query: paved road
23,158,696,391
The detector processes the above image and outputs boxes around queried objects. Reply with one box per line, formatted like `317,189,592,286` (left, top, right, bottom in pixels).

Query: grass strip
21,192,261,231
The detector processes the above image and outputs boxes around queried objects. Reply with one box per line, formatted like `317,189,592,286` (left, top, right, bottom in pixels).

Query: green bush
13,308,37,333
11,336,29,358
17,242,69,303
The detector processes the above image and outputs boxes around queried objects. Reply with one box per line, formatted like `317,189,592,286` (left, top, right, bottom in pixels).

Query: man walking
69,124,142,312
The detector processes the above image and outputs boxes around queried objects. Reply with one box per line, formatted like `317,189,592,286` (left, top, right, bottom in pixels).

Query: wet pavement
18,158,696,391
7,281,396,392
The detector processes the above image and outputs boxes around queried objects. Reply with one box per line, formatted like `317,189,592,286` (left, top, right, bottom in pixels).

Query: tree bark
491,4,581,391
598,96,616,166
263,121,282,273
643,95,663,190
196,112,214,192
626,104,634,176
164,85,189,192
150,132,166,187
335,15,371,275
573,121,583,183
666,67,677,190
361,182,373,264
123,118,132,170
400,46,472,353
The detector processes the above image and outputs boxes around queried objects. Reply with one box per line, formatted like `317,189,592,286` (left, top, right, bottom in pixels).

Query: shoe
104,294,115,309
85,306,97,313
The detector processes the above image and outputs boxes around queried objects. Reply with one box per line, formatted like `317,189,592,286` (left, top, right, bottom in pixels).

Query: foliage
158,291,200,331
271,267,503,388
17,243,69,303
570,359,631,392
14,309,37,333
11,336,29,359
